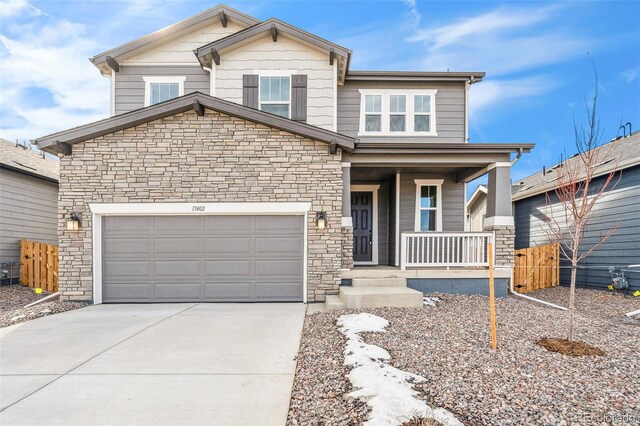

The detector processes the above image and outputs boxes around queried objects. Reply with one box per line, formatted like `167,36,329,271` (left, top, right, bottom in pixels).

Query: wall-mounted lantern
66,212,82,231
316,211,327,230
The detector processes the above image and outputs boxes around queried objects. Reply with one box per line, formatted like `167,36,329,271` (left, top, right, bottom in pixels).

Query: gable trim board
90,5,260,75
90,202,311,304
35,92,354,153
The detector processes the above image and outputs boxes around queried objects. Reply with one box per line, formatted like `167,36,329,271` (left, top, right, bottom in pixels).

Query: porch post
341,162,353,270
484,162,515,269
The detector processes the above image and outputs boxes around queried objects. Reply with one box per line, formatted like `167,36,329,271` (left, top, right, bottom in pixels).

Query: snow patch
338,313,462,426
423,296,440,307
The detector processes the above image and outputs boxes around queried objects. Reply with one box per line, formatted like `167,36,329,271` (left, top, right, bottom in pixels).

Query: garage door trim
90,202,311,304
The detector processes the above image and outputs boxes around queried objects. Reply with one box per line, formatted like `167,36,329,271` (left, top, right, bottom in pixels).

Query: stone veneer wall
341,226,353,271
484,225,515,267
58,110,343,302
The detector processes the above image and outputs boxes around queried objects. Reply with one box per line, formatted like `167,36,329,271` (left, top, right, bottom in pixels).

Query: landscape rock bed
0,285,88,328
288,290,639,425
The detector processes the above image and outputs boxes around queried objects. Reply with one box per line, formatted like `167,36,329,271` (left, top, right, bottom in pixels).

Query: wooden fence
513,243,560,293
20,240,59,292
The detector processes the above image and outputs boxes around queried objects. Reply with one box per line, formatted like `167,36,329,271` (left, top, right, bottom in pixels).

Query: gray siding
388,177,397,265
337,81,466,143
514,165,640,291
0,168,58,281
378,182,389,265
114,65,209,115
399,173,465,234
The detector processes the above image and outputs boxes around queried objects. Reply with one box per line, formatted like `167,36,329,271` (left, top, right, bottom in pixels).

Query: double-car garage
100,213,305,303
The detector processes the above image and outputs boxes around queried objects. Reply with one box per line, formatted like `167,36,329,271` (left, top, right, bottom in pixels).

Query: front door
352,192,373,262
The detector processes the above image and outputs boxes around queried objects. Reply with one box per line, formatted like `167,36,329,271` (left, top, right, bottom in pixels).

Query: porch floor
341,265,511,279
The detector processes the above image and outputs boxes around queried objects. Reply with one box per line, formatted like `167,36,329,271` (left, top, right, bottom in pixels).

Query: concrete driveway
0,303,306,425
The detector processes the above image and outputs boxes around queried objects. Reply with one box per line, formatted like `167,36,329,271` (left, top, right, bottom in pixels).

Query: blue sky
1,0,639,186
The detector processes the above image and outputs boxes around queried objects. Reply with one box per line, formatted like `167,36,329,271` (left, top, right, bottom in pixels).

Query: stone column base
341,226,353,270
484,225,515,268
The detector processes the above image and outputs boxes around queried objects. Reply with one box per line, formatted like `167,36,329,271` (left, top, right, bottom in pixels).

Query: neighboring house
0,139,59,284
34,5,533,306
512,130,640,291
466,185,487,231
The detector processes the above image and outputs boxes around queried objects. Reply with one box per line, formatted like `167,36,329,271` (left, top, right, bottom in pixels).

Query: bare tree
542,73,621,342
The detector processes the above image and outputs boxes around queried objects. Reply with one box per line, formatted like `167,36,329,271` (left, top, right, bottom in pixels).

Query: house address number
192,205,205,212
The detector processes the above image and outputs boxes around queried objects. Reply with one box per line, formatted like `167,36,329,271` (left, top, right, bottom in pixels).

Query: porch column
484,162,515,268
341,162,353,270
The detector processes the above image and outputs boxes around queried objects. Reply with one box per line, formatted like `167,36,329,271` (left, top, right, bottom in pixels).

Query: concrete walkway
0,303,306,425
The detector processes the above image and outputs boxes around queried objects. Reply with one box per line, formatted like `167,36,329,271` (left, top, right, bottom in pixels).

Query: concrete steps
325,275,423,311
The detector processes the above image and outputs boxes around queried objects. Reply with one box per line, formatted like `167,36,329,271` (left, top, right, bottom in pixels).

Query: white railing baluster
399,232,493,268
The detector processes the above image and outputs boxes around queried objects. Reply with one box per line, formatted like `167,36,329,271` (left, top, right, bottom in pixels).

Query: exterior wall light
66,212,82,231
316,211,327,230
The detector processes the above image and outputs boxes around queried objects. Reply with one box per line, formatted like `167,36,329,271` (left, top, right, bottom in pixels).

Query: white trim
414,179,444,232
89,202,311,215
484,216,514,227
303,211,308,304
258,74,292,119
341,217,353,227
358,89,438,137
205,65,215,96
143,76,186,107
341,162,351,168
395,173,400,267
89,202,312,305
351,185,379,265
333,62,338,132
487,162,512,171
110,70,116,117
463,182,468,231
121,61,201,66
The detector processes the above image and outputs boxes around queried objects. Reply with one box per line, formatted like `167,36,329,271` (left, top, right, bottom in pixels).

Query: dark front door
352,192,373,262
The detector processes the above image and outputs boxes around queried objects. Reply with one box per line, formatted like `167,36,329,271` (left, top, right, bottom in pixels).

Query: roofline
512,160,640,202
345,71,486,83
194,18,351,65
90,4,260,68
466,184,487,208
352,142,534,154
0,163,59,184
34,92,355,153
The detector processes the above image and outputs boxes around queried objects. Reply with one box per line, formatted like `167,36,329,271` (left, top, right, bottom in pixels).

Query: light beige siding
215,34,335,130
468,196,487,231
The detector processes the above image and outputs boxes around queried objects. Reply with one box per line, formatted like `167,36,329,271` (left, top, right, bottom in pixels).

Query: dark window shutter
242,74,259,109
291,74,307,122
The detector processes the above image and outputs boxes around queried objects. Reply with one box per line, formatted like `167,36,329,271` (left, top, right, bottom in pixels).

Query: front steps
325,275,423,311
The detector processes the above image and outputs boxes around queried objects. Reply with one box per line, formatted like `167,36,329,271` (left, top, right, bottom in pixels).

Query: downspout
511,147,524,166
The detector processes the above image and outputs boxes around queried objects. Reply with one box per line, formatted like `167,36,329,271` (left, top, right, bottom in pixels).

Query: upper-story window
358,89,437,136
143,76,186,107
260,76,291,118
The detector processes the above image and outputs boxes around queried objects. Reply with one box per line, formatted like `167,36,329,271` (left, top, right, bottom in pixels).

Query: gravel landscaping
0,285,88,328
288,288,640,425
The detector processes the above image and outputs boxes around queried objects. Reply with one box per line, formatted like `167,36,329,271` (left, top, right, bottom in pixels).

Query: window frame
413,94,433,133
414,179,444,232
143,76,186,107
258,75,292,119
389,94,407,132
358,89,437,136
363,94,383,132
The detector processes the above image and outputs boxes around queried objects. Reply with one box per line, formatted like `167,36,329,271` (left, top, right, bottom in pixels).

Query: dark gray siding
337,81,466,143
388,177,397,265
514,165,640,291
114,65,209,115
378,182,389,265
399,173,465,234
0,168,58,282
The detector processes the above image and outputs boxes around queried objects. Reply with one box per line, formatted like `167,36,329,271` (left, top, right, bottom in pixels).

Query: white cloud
621,65,640,84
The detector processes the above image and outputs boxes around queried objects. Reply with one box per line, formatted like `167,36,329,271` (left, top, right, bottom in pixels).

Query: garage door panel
255,237,302,255
154,237,202,255
204,283,253,300
154,282,202,300
154,260,201,277
204,237,253,255
255,259,302,276
103,238,152,255
102,215,303,303
103,283,152,301
103,260,151,278
205,260,253,277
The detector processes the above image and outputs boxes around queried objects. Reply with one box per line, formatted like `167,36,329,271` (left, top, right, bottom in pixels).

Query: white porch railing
400,232,494,270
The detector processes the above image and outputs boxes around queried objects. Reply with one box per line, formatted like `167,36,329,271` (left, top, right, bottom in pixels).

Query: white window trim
414,179,444,232
258,74,293,119
358,89,437,136
351,185,379,266
143,76,186,107
89,202,311,305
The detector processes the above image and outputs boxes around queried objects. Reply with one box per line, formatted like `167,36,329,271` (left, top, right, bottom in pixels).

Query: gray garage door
102,215,304,303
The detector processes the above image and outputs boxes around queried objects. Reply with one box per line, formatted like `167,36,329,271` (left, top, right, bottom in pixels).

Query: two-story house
34,5,533,308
